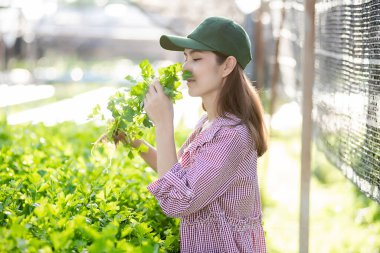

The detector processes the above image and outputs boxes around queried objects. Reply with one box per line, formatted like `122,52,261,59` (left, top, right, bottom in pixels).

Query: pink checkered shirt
147,113,266,253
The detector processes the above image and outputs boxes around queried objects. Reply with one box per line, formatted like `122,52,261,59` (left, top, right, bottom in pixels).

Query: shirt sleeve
146,127,248,218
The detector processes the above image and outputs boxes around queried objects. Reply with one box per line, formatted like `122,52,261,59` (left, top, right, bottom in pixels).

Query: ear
221,56,237,78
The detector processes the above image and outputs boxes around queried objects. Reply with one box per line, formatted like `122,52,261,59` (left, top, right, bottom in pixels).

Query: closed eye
193,58,202,61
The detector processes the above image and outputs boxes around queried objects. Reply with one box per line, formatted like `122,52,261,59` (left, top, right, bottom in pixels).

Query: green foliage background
0,120,181,252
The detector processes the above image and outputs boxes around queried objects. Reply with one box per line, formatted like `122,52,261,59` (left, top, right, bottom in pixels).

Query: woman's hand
112,130,144,149
112,130,158,169
144,79,177,177
112,130,128,146
143,79,174,127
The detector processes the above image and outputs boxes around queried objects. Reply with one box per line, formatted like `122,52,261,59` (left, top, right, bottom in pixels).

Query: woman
133,16,267,253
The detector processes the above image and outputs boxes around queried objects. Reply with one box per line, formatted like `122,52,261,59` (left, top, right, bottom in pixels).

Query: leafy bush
0,120,180,252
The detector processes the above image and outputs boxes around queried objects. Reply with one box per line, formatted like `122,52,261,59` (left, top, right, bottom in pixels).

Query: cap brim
160,35,215,52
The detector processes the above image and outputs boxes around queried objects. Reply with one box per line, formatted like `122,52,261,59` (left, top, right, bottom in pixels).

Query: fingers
113,130,128,146
144,84,154,107
152,79,163,93
144,80,160,103
143,96,148,111
146,85,155,97
144,79,165,112
149,82,157,93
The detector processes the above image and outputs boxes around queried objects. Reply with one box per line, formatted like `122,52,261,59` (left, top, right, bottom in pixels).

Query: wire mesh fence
269,0,380,203
314,0,380,203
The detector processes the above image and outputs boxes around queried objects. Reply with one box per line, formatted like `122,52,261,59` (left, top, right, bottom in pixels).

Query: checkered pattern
147,113,266,253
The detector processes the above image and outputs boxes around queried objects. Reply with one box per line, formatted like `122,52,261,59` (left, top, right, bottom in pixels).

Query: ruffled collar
186,112,242,153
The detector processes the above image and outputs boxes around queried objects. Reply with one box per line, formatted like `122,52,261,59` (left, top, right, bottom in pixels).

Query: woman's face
182,49,224,98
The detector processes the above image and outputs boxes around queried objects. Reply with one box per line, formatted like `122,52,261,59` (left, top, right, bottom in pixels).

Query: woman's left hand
143,79,174,127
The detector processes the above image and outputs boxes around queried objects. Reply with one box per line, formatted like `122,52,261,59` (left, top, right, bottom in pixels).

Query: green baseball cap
160,16,252,69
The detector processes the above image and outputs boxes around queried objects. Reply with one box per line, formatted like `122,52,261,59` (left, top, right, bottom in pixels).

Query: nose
182,61,190,72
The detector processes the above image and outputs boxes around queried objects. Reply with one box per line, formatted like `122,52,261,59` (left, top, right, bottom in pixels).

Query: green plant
0,121,180,252
89,60,190,159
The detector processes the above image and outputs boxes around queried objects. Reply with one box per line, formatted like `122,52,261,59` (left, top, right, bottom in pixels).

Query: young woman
131,16,268,253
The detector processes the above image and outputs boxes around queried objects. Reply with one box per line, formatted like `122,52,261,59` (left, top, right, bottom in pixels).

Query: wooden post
0,39,4,71
300,0,315,252
269,0,285,119
254,2,264,91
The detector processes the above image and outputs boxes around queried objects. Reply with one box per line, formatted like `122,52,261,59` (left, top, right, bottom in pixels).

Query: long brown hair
210,52,268,157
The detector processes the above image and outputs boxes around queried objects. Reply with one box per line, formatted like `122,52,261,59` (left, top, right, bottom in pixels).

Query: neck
201,93,218,121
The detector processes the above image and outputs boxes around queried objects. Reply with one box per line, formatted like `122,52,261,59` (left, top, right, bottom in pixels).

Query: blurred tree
131,0,244,35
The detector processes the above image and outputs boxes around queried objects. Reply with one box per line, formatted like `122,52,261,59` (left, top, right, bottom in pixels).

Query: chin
187,89,200,97
187,88,195,97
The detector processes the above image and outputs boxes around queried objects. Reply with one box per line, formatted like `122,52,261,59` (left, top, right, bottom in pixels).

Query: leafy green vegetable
0,120,180,252
90,60,185,158
181,70,193,81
